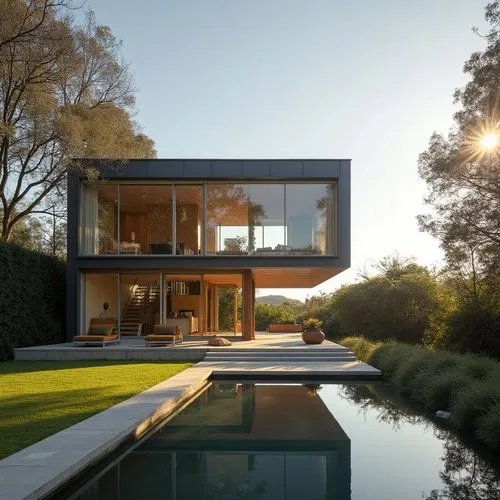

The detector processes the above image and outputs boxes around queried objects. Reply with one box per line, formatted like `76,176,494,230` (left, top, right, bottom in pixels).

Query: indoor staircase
120,281,160,336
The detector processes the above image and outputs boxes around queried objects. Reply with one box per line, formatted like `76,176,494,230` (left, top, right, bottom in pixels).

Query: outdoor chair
145,324,183,347
73,318,119,347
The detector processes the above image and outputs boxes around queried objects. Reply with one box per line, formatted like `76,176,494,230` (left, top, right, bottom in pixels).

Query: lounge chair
73,318,119,347
145,324,183,347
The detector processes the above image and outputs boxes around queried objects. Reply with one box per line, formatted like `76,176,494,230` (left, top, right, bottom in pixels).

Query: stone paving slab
14,334,351,361
0,364,212,500
204,360,381,378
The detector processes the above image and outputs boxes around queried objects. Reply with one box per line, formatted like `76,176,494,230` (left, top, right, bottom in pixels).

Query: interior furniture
150,243,172,254
145,324,183,346
120,242,141,254
104,239,142,254
73,317,119,346
164,317,198,336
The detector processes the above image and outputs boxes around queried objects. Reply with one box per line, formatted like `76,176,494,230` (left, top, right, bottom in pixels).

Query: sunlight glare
480,132,498,150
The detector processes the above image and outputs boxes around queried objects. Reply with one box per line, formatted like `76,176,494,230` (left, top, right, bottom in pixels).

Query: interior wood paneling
120,213,147,250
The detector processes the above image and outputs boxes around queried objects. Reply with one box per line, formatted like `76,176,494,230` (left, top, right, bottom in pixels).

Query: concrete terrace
13,333,380,379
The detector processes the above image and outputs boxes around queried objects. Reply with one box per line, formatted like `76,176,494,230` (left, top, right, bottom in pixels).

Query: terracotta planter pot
302,328,325,344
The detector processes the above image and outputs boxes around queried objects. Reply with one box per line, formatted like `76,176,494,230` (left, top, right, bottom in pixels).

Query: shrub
340,336,500,451
369,343,411,378
333,270,452,345
476,405,500,448
420,371,470,411
0,242,65,360
255,303,295,331
450,383,500,430
340,336,381,362
446,303,500,357
459,356,500,381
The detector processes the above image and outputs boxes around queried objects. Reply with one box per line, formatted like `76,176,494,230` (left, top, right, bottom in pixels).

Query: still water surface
69,383,500,500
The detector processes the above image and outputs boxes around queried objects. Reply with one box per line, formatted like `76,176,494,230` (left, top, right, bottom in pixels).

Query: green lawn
0,360,192,460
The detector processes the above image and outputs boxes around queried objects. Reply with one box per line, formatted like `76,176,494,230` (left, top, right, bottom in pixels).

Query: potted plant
301,317,325,344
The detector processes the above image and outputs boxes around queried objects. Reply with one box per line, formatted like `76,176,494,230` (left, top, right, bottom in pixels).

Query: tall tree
418,1,500,304
0,1,155,241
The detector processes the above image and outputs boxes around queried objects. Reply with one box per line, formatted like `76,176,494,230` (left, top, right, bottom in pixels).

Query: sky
80,0,488,300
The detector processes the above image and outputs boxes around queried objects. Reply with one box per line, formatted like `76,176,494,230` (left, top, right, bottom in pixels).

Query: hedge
0,242,66,360
341,336,500,451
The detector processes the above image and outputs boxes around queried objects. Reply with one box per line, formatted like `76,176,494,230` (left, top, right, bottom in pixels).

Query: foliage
8,211,66,257
302,317,323,330
446,301,500,356
338,336,382,362
256,294,304,309
331,256,454,344
218,287,242,331
296,292,339,335
0,241,66,359
341,336,500,451
303,383,322,397
0,2,156,242
0,360,191,459
255,303,295,331
418,2,500,351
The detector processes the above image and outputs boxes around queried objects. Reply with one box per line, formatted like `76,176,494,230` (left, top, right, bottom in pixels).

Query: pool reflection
338,384,500,500
74,384,351,500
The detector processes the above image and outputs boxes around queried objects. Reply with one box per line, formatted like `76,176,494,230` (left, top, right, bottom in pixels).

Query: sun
480,132,498,150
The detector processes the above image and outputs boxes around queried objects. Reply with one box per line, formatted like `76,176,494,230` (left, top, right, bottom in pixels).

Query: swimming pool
56,382,500,500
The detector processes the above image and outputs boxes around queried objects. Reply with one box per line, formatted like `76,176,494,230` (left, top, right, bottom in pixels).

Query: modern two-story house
67,159,350,341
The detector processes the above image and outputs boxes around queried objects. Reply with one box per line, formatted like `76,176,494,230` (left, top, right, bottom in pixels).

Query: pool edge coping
0,364,213,500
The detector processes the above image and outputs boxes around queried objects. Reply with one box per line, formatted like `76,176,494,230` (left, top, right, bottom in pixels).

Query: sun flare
480,132,498,150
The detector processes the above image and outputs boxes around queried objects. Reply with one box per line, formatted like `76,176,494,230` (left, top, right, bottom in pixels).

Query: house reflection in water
74,384,351,500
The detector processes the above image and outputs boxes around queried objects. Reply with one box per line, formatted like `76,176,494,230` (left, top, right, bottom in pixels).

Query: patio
14,332,381,378
14,333,351,360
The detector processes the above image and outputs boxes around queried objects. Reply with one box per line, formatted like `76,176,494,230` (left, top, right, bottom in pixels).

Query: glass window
79,182,336,257
285,184,337,255
175,186,202,255
207,184,249,255
119,185,173,255
247,184,285,255
79,184,118,255
206,184,285,255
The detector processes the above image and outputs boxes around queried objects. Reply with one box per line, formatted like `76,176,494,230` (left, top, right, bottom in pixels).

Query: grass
0,360,192,460
341,336,500,451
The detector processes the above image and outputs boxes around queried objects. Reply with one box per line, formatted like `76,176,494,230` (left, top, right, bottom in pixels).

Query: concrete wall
85,274,119,330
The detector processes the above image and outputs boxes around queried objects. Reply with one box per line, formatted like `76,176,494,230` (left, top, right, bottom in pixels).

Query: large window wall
79,182,337,256
82,272,244,337
80,184,202,255
206,183,336,256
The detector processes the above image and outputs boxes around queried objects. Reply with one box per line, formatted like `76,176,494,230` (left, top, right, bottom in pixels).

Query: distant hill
255,295,303,306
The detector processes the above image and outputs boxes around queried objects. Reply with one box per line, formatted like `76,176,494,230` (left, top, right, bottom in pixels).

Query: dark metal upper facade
83,158,351,181
66,159,351,336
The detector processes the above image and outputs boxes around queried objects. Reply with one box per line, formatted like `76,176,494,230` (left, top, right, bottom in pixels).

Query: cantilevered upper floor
68,159,350,287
